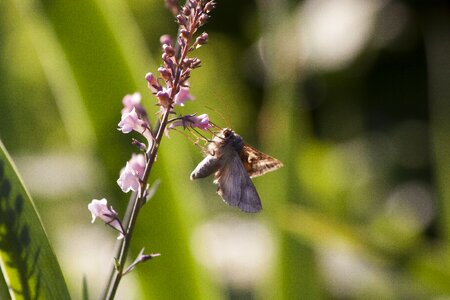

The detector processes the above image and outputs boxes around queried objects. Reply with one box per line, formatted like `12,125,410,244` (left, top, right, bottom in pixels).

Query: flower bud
204,1,216,13
176,14,187,27
156,88,172,109
194,32,208,48
180,28,190,39
158,67,172,81
145,72,161,94
162,53,174,69
199,13,209,26
163,44,175,56
182,5,191,16
160,34,173,47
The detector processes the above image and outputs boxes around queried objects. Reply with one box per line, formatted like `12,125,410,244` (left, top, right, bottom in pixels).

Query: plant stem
100,3,197,296
101,108,171,300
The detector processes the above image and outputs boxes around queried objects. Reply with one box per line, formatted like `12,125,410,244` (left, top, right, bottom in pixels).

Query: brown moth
190,128,283,213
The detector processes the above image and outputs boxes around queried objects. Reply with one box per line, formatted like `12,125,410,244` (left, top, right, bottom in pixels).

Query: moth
190,128,283,213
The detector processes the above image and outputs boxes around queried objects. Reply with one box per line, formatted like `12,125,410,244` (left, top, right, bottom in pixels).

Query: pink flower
88,198,124,238
174,86,194,106
118,108,144,134
169,114,211,130
156,87,172,109
118,108,153,142
121,92,143,114
117,154,146,193
145,72,161,94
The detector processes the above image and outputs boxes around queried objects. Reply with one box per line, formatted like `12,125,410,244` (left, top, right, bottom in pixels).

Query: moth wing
191,155,221,180
215,153,262,213
241,144,283,178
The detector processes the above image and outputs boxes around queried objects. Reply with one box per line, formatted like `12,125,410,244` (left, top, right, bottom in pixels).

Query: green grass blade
0,140,71,300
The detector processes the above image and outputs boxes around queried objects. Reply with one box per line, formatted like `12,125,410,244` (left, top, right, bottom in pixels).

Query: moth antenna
189,127,214,143
204,105,232,129
171,127,207,151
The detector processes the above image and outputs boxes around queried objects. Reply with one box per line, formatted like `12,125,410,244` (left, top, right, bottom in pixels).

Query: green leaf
0,140,71,300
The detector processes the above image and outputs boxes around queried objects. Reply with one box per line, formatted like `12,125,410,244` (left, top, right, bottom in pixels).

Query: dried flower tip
204,1,216,13
145,72,162,94
158,67,172,81
160,34,173,47
156,89,172,109
163,44,175,57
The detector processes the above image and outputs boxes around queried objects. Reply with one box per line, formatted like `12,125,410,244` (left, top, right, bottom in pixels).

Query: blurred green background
1,0,450,299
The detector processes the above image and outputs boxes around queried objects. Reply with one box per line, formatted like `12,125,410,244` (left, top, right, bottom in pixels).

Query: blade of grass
0,140,71,299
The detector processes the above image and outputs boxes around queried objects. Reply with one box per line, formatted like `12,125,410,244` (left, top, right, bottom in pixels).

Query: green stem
100,3,196,296
101,108,171,300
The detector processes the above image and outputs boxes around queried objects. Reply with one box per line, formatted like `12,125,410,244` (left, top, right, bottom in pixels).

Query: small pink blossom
88,198,124,238
174,86,194,106
145,72,161,94
117,153,146,193
160,34,173,46
121,92,143,114
156,88,172,109
169,114,211,130
118,108,144,134
118,108,153,142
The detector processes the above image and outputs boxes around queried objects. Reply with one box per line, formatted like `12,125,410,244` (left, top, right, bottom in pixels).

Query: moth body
191,128,282,213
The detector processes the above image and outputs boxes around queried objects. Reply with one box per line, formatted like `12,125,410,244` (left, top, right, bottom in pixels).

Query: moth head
221,128,234,139
219,128,244,151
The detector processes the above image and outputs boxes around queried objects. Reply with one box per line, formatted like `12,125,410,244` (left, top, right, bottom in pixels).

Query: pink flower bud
160,34,173,47
180,28,190,39
194,32,208,48
156,88,172,109
162,53,174,69
176,14,187,27
199,13,209,26
163,44,175,57
145,72,161,94
158,67,172,81
204,1,216,13
182,5,191,16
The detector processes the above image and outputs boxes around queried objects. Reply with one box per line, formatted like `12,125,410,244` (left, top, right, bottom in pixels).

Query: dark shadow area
0,160,41,300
